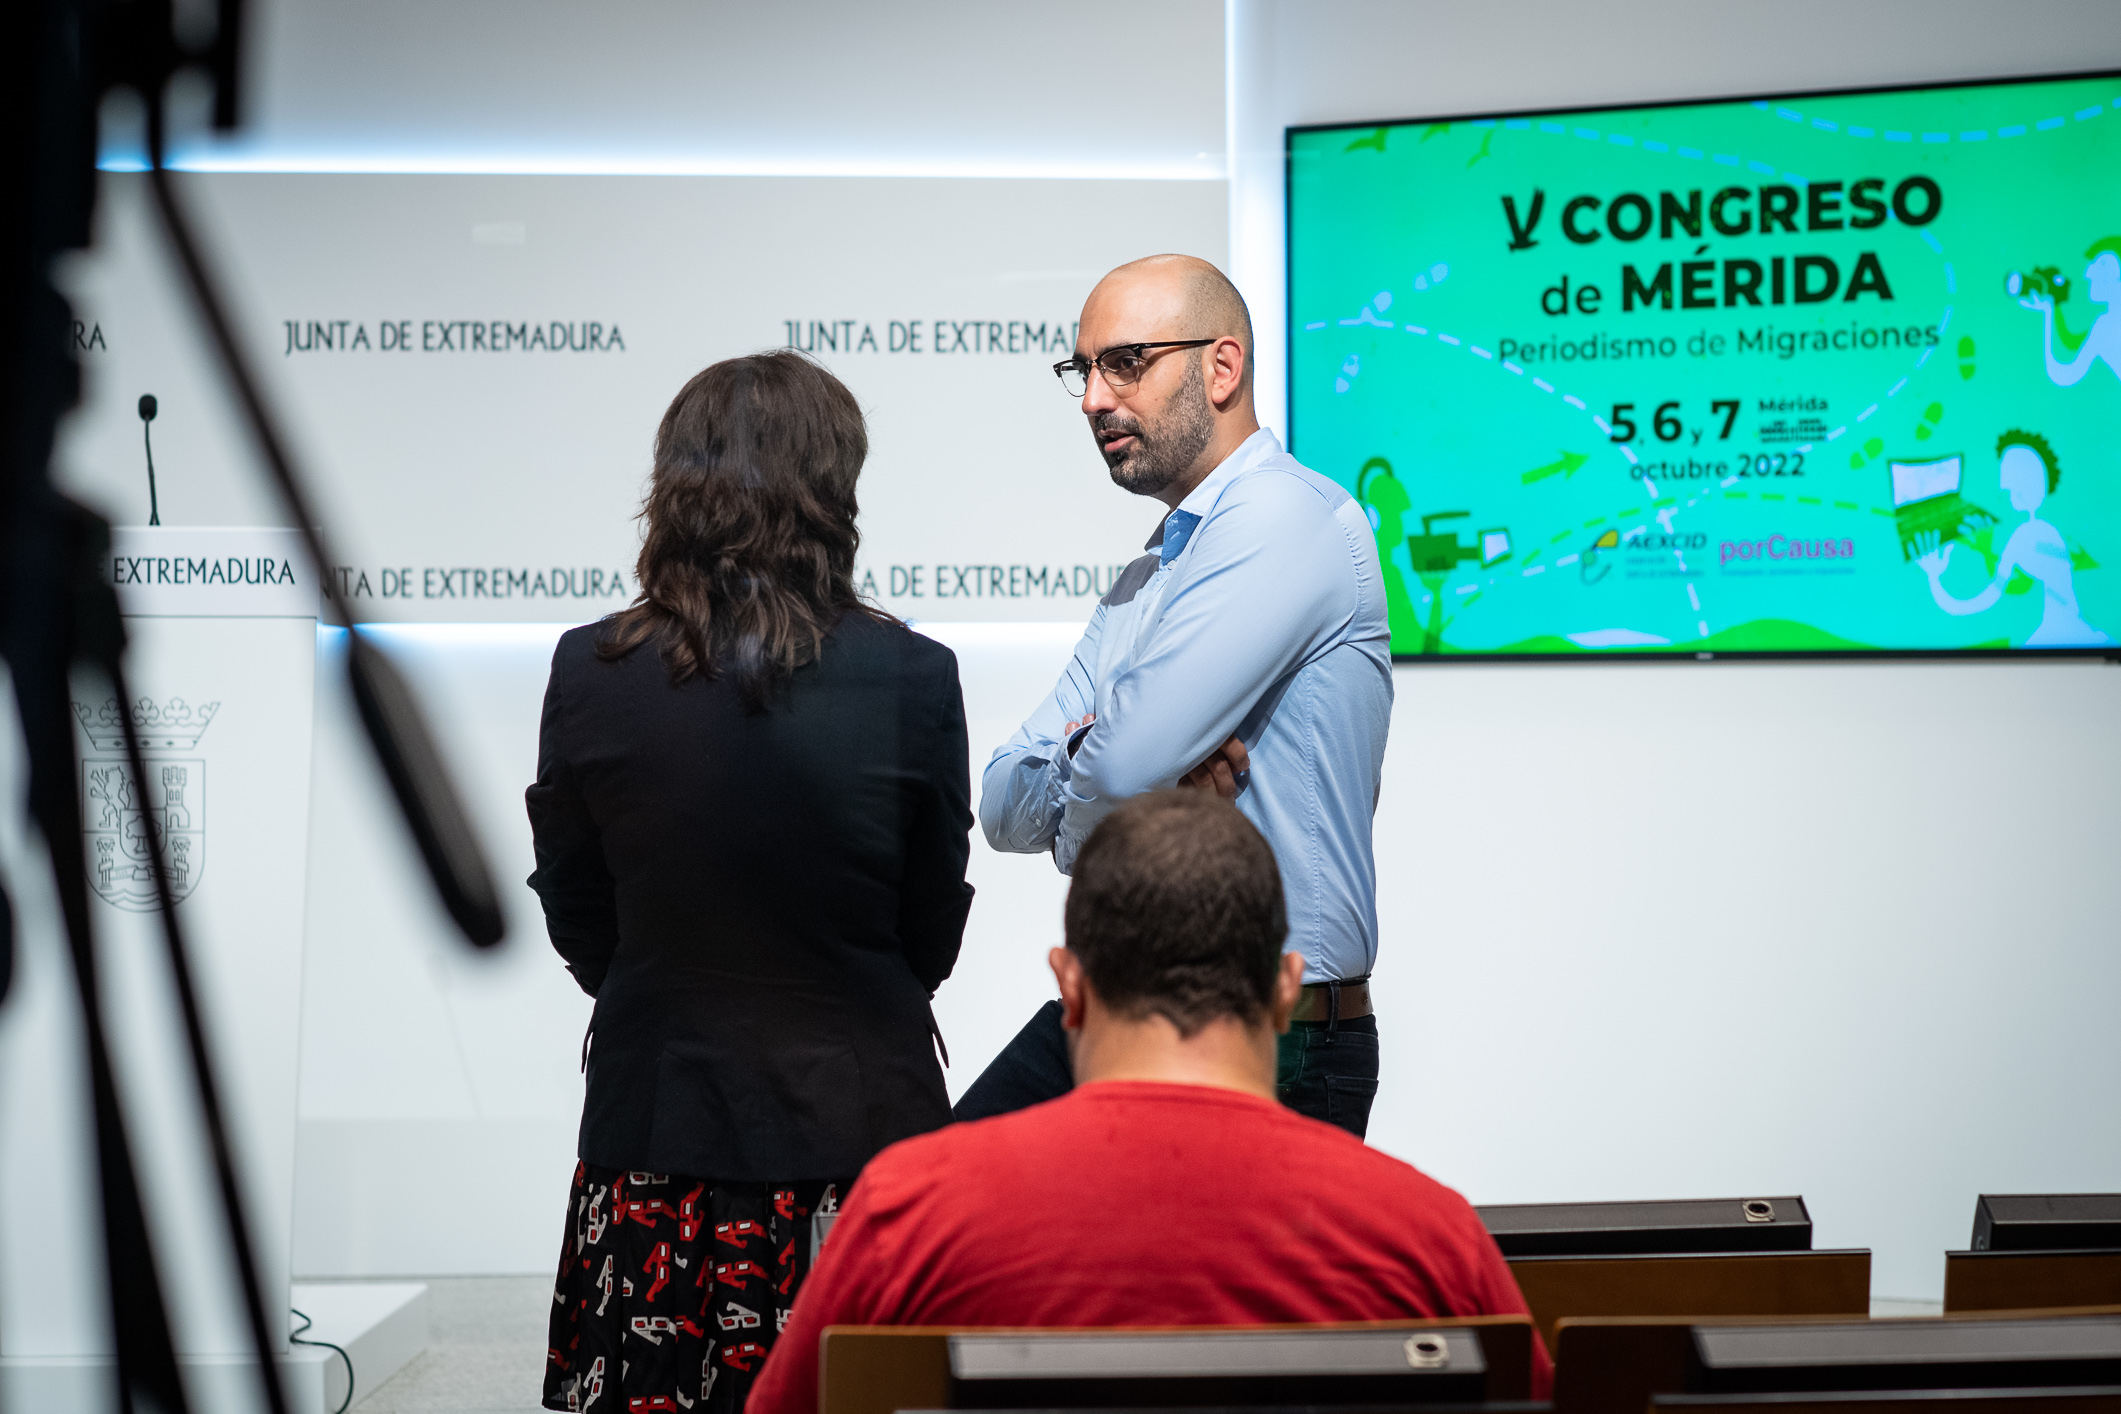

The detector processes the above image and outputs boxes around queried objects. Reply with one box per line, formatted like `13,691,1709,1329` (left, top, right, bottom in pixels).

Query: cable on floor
290,1307,355,1414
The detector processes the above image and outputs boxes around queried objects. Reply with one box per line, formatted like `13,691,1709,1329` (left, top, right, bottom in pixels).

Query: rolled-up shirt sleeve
978,607,1106,861
1058,473,1353,869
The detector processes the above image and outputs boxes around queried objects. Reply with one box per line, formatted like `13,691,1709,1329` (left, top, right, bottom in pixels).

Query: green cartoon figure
1357,457,1419,645
2019,238,2121,388
1404,511,1511,655
1912,430,2111,647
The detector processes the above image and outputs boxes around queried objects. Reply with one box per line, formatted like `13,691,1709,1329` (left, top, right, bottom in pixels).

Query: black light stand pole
114,104,294,1414
142,132,505,953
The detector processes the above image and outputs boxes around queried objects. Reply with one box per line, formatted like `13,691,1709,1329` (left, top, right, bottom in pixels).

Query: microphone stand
139,393,161,524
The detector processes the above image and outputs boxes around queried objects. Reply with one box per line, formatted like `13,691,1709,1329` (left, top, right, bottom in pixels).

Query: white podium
0,527,323,1411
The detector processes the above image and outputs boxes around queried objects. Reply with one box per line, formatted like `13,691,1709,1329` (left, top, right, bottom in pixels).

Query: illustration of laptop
1888,453,1996,561
1890,453,1962,507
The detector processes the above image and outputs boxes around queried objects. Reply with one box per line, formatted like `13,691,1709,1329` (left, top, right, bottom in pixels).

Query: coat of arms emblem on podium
73,696,217,910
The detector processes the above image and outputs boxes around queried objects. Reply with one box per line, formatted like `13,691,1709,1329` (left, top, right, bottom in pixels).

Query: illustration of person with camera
2017,240,2121,388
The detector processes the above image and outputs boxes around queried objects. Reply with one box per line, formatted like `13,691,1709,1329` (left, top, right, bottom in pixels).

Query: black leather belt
1291,976,1372,1025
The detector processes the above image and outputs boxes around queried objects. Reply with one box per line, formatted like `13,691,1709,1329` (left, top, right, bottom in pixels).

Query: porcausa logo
1720,534,1856,566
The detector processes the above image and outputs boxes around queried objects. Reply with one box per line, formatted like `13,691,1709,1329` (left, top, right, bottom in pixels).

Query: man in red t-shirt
749,791,1549,1414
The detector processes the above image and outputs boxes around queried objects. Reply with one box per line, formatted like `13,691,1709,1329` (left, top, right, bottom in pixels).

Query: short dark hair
599,350,891,707
1064,792,1288,1036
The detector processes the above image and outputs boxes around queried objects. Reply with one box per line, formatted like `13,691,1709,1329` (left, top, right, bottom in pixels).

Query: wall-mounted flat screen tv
1287,70,2121,657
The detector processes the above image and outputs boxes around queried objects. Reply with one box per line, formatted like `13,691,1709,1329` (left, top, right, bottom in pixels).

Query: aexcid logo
1625,529,1708,553
1580,526,1709,584
1720,534,1855,566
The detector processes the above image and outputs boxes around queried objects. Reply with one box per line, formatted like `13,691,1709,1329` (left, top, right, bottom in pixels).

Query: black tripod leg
0,878,13,1006
107,657,290,1414
9,561,190,1414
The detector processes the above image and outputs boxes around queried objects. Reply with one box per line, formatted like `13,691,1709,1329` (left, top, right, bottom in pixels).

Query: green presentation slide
1288,71,2121,656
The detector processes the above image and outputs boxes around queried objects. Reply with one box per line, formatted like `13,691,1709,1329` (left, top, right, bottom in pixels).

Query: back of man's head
1065,792,1287,1037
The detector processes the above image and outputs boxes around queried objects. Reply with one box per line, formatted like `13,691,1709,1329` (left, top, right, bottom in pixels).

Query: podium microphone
138,393,161,525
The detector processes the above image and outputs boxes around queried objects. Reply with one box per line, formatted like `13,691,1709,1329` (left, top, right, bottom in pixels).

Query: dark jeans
1274,1013,1380,1138
953,1001,1382,1140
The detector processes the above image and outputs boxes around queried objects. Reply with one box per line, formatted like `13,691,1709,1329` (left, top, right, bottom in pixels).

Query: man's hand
1910,529,1953,579
1063,712,1095,756
1178,734,1249,802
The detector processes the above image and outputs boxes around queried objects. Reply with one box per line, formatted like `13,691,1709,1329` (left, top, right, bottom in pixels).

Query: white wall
1369,658,2121,1300
134,0,1226,178
295,626,585,1276
1228,0,2121,1301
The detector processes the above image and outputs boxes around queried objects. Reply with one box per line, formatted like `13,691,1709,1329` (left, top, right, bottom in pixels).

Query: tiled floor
356,1277,551,1413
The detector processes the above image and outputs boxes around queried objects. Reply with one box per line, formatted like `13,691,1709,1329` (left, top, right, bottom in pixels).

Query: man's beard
1094,356,1214,498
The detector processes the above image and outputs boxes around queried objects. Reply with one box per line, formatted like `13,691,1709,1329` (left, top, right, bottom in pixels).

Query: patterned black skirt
543,1163,842,1413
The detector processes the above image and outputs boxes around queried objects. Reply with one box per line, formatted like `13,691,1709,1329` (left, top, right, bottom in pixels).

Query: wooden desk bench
1946,1253,2121,1314
1556,1310,2121,1414
1509,1249,1872,1352
1652,1389,2121,1414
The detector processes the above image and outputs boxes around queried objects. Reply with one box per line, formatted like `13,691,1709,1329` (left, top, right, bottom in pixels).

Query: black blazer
525,612,973,1182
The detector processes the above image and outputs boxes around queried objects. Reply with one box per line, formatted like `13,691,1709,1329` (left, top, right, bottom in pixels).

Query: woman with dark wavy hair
527,350,973,1414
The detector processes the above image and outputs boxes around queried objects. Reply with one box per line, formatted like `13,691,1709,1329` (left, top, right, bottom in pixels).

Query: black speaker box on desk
943,1328,1489,1408
1975,1197,2121,1253
1477,1197,1812,1257
1688,1316,2121,1394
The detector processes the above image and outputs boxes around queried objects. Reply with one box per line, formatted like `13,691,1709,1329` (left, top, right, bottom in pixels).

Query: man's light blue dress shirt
980,429,1393,983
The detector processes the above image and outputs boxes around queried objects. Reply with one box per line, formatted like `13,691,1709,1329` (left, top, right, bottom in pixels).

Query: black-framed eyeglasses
1052,339,1216,397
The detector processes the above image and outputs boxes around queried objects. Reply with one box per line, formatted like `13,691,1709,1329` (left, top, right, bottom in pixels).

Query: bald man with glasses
963,254,1394,1138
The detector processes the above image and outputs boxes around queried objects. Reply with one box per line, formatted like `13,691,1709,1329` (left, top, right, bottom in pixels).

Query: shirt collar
1143,427,1284,552
1178,427,1280,517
